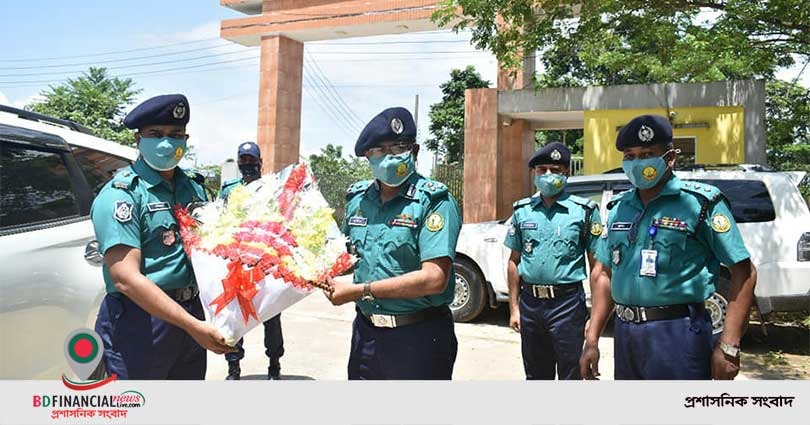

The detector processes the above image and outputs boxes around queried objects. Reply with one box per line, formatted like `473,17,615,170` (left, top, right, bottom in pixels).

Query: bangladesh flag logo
62,328,116,390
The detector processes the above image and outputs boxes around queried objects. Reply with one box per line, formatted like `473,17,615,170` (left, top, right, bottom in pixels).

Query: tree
434,1,808,84
427,65,491,164
308,144,371,181
766,80,810,195
26,67,140,146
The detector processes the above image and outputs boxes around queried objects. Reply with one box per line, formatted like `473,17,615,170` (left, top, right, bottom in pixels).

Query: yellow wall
583,106,745,175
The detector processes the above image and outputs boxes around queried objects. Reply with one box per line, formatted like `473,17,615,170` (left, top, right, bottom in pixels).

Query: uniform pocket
383,227,419,271
653,228,688,267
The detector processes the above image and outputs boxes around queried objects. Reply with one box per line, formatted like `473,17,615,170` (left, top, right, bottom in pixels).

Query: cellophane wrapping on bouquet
174,163,355,345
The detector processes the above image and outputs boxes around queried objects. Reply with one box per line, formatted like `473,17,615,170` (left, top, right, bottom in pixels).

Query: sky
0,1,807,176
0,0,498,176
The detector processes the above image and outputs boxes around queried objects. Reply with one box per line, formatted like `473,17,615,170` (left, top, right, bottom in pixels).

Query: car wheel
705,267,745,344
450,258,487,323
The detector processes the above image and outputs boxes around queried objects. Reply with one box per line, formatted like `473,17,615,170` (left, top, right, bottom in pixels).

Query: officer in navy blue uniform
92,94,234,380
581,115,756,380
219,142,285,380
504,143,602,380
324,107,462,380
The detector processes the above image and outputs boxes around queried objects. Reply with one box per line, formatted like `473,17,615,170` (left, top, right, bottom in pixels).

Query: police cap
354,107,416,156
123,94,190,130
616,114,672,150
529,142,570,168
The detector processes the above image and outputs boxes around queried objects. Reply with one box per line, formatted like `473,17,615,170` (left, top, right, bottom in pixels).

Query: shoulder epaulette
568,194,598,211
109,167,137,191
512,197,532,210
607,189,633,210
416,178,449,199
346,180,373,200
186,171,207,186
681,180,724,203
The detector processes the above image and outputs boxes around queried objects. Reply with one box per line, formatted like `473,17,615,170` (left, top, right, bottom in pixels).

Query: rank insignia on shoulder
711,213,731,233
426,212,444,232
590,222,603,236
114,200,133,223
112,181,129,189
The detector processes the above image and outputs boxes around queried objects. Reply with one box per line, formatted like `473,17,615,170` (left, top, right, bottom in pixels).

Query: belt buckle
177,287,192,302
370,314,397,328
532,285,553,299
617,305,638,322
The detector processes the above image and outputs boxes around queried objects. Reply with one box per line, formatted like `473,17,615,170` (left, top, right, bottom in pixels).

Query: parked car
0,105,136,379
452,166,810,334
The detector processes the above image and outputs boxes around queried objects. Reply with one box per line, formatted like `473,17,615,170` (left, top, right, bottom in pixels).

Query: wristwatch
718,341,741,358
361,283,375,302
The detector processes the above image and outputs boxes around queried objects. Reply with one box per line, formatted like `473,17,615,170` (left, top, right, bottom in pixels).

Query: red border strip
61,374,117,391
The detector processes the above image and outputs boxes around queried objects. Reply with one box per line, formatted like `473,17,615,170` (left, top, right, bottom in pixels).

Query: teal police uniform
342,106,462,380
596,114,752,379
502,142,602,380
92,93,212,380
219,178,242,200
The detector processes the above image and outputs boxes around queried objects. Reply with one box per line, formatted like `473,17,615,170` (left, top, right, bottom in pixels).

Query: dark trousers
519,284,588,380
348,308,457,380
614,304,712,380
225,314,284,363
94,294,206,380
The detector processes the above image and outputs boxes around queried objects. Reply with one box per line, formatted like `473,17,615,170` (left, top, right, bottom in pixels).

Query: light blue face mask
369,151,415,187
534,173,567,197
622,152,672,189
139,137,187,171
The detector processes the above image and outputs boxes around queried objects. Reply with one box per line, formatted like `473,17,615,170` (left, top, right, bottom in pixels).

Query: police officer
219,141,285,380
503,142,602,380
580,115,756,380
324,107,462,380
92,94,234,379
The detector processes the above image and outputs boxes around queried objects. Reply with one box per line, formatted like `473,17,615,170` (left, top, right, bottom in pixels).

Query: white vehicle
0,105,136,379
451,167,810,326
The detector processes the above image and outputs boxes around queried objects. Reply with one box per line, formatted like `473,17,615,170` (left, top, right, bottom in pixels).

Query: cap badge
638,124,654,143
550,149,562,161
173,103,186,119
391,117,403,135
241,143,251,150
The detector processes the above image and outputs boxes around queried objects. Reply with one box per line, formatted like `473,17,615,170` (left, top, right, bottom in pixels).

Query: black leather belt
358,306,450,329
520,282,581,299
110,285,198,303
615,303,696,323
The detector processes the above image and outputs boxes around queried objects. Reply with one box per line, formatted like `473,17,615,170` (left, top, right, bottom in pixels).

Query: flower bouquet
174,163,355,345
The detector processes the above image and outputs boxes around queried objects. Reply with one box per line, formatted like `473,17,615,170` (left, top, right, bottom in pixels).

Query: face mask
139,137,186,171
622,151,672,189
238,164,261,179
369,151,415,187
534,173,567,197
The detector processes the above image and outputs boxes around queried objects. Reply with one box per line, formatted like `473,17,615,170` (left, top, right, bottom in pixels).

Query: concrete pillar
463,90,535,223
257,35,304,172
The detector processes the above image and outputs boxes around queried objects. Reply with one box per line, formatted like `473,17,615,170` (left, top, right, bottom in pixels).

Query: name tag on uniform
640,249,658,277
520,222,538,230
348,216,368,227
610,222,633,231
147,202,171,212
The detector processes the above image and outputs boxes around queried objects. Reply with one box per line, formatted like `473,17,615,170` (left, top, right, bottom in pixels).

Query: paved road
205,293,618,380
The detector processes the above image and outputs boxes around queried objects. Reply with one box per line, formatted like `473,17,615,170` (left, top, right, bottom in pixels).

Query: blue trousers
519,284,588,380
94,294,206,380
614,304,712,380
348,308,457,380
225,314,284,363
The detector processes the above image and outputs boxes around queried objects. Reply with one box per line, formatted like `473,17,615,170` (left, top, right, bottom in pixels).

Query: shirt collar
368,173,421,202
531,191,570,211
132,157,187,189
626,173,681,208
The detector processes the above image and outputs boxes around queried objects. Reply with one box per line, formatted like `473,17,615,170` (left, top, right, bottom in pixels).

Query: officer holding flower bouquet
91,94,234,380
325,107,462,380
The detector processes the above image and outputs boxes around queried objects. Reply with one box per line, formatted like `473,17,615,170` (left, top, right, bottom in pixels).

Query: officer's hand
508,310,520,333
327,278,361,306
711,346,740,380
188,321,237,355
580,341,601,380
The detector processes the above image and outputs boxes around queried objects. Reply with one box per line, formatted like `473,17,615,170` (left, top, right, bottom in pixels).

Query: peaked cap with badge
124,94,190,130
616,114,672,150
354,107,416,156
529,142,571,168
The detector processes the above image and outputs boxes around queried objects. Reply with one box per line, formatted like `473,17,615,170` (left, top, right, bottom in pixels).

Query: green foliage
26,67,141,146
427,65,491,164
535,129,583,156
434,1,808,85
766,80,810,196
308,144,372,221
